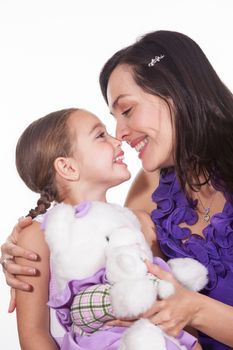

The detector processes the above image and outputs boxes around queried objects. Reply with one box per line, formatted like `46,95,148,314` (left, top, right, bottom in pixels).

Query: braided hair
16,108,78,219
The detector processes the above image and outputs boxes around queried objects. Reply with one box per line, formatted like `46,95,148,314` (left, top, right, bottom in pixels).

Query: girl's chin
117,172,131,183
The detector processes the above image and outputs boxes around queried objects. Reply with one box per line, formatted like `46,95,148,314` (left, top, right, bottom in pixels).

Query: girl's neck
63,187,108,206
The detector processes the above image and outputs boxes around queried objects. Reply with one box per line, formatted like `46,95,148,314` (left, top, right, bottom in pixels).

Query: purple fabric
74,201,92,218
49,259,197,350
41,202,91,232
151,168,233,350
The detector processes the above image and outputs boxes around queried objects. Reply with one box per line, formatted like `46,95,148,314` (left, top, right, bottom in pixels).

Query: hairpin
148,54,165,67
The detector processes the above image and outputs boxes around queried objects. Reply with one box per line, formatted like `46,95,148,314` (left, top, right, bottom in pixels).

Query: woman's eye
122,108,131,117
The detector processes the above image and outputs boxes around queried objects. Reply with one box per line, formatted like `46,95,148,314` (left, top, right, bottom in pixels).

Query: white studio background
0,0,232,348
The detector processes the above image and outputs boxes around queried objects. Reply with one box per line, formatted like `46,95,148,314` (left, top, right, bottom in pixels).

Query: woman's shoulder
125,169,160,213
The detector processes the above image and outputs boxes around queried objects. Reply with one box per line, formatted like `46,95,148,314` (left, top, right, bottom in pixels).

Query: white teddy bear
44,201,208,350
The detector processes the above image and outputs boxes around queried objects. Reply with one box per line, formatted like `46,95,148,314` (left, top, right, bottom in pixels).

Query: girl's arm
15,221,58,350
1,216,36,312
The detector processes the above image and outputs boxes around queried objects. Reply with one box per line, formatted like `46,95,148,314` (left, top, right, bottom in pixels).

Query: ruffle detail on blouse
151,169,233,290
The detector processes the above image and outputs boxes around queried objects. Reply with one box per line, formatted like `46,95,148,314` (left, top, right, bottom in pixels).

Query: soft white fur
45,201,208,350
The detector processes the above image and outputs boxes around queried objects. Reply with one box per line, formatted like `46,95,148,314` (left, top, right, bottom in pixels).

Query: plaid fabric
70,284,115,335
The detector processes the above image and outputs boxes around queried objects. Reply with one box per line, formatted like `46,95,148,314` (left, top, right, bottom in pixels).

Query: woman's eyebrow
111,94,130,111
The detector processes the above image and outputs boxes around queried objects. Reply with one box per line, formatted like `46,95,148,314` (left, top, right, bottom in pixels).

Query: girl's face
69,110,131,189
107,64,175,172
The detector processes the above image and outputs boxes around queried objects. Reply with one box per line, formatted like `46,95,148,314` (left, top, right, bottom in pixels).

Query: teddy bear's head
44,201,152,291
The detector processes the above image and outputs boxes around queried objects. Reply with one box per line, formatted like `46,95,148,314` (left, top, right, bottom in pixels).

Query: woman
2,30,233,349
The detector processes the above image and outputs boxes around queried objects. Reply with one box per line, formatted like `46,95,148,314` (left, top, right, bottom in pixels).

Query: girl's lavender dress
151,169,233,350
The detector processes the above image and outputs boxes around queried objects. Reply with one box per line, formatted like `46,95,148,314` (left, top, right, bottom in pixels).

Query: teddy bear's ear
54,157,80,181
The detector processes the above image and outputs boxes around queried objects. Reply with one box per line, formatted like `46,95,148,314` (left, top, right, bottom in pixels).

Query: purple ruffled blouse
151,168,233,350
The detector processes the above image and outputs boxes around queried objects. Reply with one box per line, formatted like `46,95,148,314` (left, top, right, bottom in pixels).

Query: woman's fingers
142,299,165,318
5,270,32,291
8,288,16,313
7,217,33,243
17,216,33,229
4,259,36,276
1,241,37,261
1,216,36,261
105,319,134,327
145,260,174,282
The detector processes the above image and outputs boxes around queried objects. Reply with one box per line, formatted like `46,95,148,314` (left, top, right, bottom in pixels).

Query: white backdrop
0,0,232,348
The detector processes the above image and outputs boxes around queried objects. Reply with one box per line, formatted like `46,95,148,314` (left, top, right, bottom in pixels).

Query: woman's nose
115,119,130,141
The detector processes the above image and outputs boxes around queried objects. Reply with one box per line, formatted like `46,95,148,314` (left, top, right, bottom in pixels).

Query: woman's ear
54,157,80,181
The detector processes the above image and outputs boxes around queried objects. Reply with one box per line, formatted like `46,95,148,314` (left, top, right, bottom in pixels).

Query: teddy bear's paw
110,278,157,318
119,319,166,350
168,258,208,291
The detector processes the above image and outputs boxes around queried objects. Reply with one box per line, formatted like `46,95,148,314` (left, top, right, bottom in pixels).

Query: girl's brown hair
16,108,78,218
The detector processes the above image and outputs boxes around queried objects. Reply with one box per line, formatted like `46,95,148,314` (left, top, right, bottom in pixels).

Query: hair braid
16,107,78,219
26,188,55,219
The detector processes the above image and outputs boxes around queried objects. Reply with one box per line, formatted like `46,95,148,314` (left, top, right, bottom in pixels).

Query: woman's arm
145,262,233,347
124,169,160,213
15,221,58,350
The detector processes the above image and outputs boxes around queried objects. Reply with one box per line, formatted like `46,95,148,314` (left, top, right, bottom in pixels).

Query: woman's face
107,64,175,172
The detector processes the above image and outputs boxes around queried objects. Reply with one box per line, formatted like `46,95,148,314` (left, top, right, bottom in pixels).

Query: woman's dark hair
16,108,78,218
99,30,233,198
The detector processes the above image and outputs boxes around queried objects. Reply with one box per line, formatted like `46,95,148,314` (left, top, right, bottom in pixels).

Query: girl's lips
113,151,127,165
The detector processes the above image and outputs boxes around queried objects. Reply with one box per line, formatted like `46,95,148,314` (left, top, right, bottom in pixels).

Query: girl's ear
54,157,80,181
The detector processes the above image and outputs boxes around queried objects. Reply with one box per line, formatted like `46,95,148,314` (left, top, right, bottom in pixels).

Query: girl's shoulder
17,220,47,252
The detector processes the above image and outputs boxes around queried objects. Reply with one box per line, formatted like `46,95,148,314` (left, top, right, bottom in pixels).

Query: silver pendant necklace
196,191,217,223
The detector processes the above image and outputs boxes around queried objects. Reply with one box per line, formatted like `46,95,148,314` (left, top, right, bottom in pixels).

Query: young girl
14,107,199,349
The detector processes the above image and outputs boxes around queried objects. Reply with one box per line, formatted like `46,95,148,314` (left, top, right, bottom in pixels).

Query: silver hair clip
148,54,165,67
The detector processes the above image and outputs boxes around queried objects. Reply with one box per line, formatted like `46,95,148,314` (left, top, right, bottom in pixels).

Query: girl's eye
96,131,106,138
122,108,131,117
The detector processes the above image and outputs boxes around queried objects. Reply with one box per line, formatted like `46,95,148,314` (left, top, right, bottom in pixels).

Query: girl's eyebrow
89,122,106,135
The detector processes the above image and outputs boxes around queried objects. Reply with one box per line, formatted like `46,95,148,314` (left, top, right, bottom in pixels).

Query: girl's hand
1,217,38,311
143,260,200,337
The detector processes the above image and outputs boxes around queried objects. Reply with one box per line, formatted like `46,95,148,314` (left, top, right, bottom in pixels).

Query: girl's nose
108,134,122,148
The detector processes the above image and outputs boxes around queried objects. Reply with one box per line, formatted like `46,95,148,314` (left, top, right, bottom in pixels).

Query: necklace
196,190,217,223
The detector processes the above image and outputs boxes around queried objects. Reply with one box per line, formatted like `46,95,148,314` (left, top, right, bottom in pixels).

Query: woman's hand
1,217,38,312
143,260,200,337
